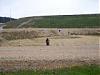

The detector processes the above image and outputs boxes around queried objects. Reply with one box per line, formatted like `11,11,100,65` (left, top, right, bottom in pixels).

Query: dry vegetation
0,28,100,71
0,28,99,40
0,28,99,46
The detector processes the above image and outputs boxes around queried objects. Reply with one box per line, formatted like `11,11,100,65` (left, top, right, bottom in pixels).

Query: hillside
4,14,100,28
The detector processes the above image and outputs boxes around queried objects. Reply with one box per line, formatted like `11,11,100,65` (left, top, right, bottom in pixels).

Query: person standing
46,38,50,46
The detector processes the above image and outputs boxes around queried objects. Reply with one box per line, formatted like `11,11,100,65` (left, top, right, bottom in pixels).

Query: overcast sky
0,0,99,18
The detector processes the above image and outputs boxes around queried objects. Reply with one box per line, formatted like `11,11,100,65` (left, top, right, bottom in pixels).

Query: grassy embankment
4,14,100,28
0,65,100,75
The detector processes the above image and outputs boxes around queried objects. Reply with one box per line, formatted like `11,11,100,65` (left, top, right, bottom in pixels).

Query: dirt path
17,19,33,28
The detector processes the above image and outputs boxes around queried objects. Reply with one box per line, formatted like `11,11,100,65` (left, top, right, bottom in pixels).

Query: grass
0,65,100,75
4,14,100,28
1,30,39,40
0,28,99,41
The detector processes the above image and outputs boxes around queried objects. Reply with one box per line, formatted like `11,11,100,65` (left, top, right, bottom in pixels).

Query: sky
0,0,99,18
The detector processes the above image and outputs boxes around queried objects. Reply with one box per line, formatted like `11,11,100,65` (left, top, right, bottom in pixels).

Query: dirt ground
0,35,99,60
0,28,100,70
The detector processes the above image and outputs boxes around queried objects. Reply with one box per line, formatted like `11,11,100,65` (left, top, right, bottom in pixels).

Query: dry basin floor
0,35,99,61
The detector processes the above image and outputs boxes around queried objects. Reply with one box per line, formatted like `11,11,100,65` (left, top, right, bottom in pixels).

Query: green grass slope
4,14,100,28
0,65,100,75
